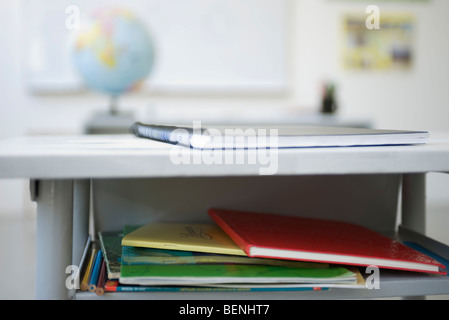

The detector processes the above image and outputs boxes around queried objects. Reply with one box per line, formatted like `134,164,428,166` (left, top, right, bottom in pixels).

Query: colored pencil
88,250,103,292
80,248,97,291
95,259,107,296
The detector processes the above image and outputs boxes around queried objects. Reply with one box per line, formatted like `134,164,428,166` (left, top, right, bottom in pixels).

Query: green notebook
98,230,124,279
119,263,358,287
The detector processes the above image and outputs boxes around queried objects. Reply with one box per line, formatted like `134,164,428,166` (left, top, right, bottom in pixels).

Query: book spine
130,122,193,146
105,282,326,292
208,209,253,256
104,280,118,292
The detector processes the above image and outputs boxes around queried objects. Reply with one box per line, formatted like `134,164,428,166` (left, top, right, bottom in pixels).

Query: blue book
403,242,449,276
104,280,330,293
88,250,103,291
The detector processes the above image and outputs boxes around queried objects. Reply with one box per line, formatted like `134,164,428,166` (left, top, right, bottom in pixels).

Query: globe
71,8,155,104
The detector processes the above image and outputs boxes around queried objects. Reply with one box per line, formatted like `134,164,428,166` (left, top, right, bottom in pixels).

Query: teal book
105,279,330,292
122,245,328,268
121,225,328,269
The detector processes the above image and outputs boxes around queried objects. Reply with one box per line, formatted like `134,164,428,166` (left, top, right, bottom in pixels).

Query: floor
1,208,448,300
0,216,36,299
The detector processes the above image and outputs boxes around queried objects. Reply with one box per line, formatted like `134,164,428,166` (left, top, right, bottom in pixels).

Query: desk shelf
1,134,449,299
74,275,449,300
73,226,449,300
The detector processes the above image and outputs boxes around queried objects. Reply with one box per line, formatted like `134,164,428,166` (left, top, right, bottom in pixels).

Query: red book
208,208,446,274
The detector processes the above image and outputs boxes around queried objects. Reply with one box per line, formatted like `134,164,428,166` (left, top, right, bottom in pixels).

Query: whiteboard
22,0,288,94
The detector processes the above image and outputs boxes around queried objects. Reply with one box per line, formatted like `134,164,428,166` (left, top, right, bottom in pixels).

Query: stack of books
81,208,446,295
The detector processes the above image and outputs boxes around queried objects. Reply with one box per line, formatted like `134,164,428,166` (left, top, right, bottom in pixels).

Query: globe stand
83,95,135,134
110,95,119,116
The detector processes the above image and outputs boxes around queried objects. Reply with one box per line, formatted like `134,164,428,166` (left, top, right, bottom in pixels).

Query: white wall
292,0,449,131
1,1,448,221
2,0,449,136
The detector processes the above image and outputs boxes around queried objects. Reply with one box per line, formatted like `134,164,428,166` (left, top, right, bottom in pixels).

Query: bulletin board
22,0,288,95
341,13,415,71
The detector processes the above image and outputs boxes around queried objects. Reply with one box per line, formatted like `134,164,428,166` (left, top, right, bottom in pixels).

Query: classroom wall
0,0,448,222
293,0,449,132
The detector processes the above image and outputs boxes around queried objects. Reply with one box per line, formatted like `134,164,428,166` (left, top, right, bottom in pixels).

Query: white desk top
0,133,448,179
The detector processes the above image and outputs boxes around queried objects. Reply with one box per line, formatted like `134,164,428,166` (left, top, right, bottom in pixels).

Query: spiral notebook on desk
130,122,429,149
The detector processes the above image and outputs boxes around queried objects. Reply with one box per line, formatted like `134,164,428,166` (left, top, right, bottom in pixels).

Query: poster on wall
341,13,415,70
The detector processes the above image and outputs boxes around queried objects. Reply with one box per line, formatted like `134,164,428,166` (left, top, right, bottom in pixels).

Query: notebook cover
208,208,446,274
131,122,429,149
121,222,247,256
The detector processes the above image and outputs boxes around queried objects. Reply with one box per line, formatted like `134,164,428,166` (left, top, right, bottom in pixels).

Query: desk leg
401,174,427,301
35,180,73,300
72,180,90,270
401,174,426,235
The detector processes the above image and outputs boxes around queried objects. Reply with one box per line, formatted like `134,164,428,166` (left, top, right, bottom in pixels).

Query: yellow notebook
121,222,247,256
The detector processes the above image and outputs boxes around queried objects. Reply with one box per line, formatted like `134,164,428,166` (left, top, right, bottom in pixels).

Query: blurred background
1,0,448,299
